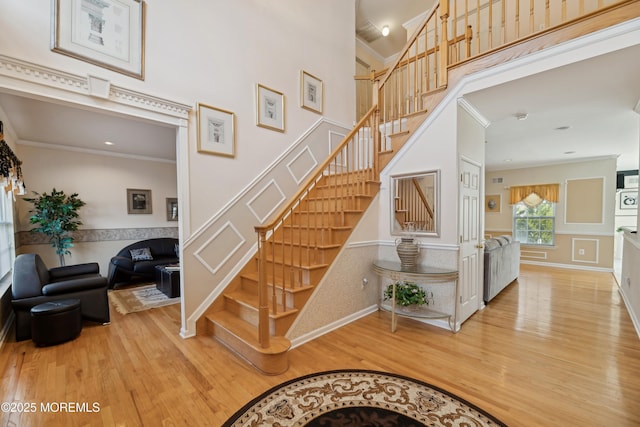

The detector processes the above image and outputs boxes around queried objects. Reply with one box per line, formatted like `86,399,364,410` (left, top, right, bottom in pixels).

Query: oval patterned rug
223,370,506,426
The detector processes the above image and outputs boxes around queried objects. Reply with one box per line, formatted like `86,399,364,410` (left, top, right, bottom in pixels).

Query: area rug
108,284,179,315
223,370,506,426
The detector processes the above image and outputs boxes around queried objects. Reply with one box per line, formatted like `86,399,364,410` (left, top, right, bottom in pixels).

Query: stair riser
301,198,368,211
290,211,362,227
264,244,340,266
208,319,289,375
275,226,352,244
258,262,327,287
240,276,315,308
313,182,378,197
223,297,294,336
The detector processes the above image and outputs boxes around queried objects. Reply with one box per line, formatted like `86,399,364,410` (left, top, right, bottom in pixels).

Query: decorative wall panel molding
287,146,318,184
194,222,245,275
247,179,286,224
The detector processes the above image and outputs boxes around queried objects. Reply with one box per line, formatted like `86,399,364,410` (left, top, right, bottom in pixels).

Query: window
513,200,555,246
0,191,15,281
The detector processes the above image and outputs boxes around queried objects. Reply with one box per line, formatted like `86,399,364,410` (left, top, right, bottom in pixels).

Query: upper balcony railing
358,0,628,124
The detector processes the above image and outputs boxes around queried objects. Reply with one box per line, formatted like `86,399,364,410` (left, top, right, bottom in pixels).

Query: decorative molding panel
572,237,599,264
247,179,286,223
287,146,318,184
521,250,548,260
194,222,245,275
0,54,191,119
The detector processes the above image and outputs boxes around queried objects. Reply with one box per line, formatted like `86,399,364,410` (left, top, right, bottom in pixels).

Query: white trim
457,97,490,128
193,221,246,276
617,277,640,339
521,259,612,273
0,54,191,120
287,146,319,185
246,179,286,223
571,237,600,264
289,305,378,348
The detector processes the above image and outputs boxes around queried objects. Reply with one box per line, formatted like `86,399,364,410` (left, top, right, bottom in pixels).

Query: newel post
257,230,270,348
439,0,450,88
372,77,381,173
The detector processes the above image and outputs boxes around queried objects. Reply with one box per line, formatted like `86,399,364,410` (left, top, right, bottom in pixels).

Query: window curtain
509,183,559,206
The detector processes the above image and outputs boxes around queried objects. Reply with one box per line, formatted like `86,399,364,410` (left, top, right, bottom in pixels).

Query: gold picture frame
52,0,145,79
197,103,236,157
485,194,501,213
300,70,323,114
256,84,285,132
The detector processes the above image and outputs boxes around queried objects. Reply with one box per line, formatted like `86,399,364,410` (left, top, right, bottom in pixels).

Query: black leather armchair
107,238,179,288
11,253,110,341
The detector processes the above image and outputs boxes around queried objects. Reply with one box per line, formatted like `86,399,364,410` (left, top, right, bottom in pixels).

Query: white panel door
459,158,482,324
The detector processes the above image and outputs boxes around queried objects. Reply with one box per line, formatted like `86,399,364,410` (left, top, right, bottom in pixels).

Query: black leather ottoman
30,299,82,346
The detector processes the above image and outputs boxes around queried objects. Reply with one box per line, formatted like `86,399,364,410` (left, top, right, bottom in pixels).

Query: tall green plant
24,189,86,266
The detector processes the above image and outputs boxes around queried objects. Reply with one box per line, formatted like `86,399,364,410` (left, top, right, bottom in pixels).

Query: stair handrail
255,105,379,348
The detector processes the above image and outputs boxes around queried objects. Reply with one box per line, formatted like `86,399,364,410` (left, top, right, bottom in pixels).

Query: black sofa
107,238,179,288
11,253,110,341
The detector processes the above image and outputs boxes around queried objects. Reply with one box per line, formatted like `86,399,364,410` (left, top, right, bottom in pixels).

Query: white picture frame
52,0,145,79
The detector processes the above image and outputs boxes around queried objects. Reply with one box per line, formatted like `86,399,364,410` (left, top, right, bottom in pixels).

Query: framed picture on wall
197,103,236,157
52,0,145,79
127,189,152,214
300,70,323,114
619,190,638,210
256,83,285,132
485,194,501,213
166,198,178,221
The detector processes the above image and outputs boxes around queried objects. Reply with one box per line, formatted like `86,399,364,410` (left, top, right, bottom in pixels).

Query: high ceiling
0,3,638,173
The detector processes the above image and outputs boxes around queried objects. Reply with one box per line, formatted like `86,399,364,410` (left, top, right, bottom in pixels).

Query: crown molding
457,97,490,128
0,54,191,120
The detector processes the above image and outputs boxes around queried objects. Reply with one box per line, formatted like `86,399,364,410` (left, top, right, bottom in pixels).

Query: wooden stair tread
269,240,341,249
240,272,317,293
224,290,299,319
206,312,290,354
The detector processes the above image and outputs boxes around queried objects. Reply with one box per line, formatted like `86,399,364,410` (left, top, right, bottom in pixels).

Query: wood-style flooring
1,264,639,426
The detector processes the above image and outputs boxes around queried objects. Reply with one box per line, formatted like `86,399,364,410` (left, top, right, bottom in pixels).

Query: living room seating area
107,238,179,288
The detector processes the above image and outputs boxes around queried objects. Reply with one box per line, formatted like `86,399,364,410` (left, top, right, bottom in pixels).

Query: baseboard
0,312,15,350
521,260,613,273
289,305,378,349
616,283,640,339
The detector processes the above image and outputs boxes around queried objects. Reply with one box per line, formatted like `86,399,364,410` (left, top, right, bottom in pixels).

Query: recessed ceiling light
381,25,390,37
104,141,114,146
503,158,512,162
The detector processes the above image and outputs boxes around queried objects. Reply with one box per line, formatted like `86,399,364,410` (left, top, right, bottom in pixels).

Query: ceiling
0,3,638,172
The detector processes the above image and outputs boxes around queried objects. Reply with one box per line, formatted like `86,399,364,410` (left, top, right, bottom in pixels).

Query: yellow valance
509,183,559,204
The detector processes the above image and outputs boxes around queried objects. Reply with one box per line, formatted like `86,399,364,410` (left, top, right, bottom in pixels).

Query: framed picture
127,189,152,214
166,198,178,221
624,174,639,189
197,103,236,157
300,70,323,114
51,0,145,79
256,84,285,132
485,194,501,213
619,190,638,210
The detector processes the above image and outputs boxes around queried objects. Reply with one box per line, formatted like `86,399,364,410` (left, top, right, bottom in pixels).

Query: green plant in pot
24,188,86,266
383,281,433,307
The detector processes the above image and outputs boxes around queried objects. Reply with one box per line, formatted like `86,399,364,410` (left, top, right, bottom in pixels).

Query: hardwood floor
1,264,639,426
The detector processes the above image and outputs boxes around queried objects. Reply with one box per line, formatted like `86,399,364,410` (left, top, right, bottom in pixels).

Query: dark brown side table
155,265,180,298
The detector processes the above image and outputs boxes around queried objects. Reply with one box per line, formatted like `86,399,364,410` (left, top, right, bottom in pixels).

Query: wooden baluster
545,0,550,30
439,0,449,88
515,0,520,39
529,0,534,35
476,0,481,54
257,231,270,348
501,0,506,44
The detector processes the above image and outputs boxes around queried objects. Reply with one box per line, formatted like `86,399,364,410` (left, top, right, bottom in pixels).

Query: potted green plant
24,188,86,266
383,281,433,307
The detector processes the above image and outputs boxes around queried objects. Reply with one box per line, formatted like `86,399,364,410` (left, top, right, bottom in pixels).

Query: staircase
201,0,640,374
